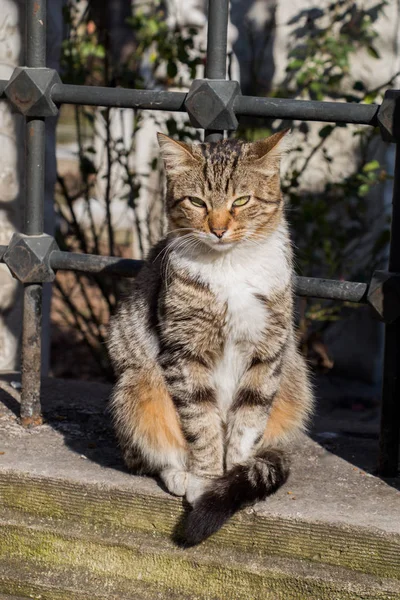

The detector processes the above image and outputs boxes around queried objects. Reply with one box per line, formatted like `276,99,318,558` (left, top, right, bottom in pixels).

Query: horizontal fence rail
0,246,370,303
0,80,381,125
0,0,399,476
234,96,379,126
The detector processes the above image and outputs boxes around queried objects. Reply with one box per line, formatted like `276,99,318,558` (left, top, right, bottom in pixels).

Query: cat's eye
188,197,206,208
232,195,250,207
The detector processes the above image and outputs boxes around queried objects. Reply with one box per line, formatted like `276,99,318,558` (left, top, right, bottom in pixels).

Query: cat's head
158,130,288,252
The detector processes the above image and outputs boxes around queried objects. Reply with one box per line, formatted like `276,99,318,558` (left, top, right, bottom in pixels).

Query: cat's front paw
160,468,189,497
185,474,211,505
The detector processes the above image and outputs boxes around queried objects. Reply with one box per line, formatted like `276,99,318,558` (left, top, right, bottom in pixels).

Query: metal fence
0,0,399,476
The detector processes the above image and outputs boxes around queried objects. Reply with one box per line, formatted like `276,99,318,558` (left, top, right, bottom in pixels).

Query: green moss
0,576,191,600
0,473,399,581
1,483,66,521
1,524,399,600
0,476,179,532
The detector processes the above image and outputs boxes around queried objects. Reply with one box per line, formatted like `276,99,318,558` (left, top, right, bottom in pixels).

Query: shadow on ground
0,372,398,491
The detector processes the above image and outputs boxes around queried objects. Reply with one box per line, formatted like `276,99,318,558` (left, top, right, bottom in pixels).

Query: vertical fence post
20,0,46,427
378,147,400,476
204,0,230,142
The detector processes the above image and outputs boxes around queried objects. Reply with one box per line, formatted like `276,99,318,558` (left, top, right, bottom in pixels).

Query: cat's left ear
249,129,290,174
157,133,198,175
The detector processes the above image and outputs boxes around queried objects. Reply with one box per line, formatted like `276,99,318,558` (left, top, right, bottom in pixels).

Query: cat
107,130,314,545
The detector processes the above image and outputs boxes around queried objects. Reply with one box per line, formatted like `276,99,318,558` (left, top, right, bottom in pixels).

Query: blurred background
0,0,398,418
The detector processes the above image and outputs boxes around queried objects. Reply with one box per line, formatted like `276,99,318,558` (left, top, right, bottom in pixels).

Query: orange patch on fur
263,381,309,445
135,378,186,451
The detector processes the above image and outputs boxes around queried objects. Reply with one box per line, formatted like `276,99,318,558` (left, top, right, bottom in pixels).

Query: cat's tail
184,448,290,546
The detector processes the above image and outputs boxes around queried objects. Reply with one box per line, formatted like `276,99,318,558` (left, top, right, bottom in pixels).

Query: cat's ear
157,133,198,175
249,129,290,174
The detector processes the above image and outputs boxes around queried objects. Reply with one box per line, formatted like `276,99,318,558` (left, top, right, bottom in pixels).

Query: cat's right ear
157,133,198,175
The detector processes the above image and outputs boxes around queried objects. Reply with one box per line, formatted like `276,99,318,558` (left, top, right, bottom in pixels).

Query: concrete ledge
0,469,399,581
1,521,400,600
0,375,399,599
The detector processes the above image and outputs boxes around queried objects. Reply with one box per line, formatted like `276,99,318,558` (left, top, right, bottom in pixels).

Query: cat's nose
211,228,227,239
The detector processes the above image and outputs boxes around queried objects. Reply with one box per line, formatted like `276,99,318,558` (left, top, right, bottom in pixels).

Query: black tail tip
171,501,216,548
175,451,291,546
182,497,233,546
172,496,231,547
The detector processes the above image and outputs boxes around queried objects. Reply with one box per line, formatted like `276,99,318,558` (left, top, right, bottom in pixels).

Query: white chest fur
211,282,267,418
175,227,291,419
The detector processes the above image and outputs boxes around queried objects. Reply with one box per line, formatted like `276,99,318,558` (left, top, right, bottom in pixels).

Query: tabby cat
107,130,313,544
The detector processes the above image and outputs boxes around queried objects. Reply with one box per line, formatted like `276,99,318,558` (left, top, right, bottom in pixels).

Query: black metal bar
0,79,382,127
205,0,229,80
20,0,46,426
204,130,224,142
0,245,371,303
204,0,229,142
26,0,46,68
295,277,368,303
47,249,370,303
50,251,143,277
51,83,187,111
235,95,379,126
25,119,45,234
378,147,400,476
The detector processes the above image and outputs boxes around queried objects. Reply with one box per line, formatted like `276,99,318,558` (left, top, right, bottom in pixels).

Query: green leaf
147,19,159,36
367,45,380,59
363,93,378,104
310,81,321,92
358,184,370,197
286,59,303,71
363,160,380,172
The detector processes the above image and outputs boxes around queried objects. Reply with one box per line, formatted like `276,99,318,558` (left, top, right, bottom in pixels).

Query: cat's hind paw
160,468,188,497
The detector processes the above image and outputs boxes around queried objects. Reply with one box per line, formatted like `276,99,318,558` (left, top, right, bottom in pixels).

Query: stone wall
0,0,23,372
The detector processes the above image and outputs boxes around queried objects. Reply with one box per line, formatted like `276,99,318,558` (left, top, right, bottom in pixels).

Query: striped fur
107,131,314,544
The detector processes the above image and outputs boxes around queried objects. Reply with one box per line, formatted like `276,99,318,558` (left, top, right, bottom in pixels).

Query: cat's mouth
201,236,236,252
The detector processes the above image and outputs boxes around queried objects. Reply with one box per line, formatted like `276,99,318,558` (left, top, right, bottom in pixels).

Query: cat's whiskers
154,232,194,267
152,239,175,265
162,234,200,281
171,236,202,262
164,236,203,283
160,237,185,276
156,235,193,282
167,227,196,236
